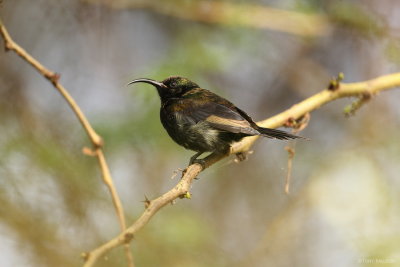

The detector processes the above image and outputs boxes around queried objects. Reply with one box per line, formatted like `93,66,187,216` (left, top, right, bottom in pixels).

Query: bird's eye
170,82,177,88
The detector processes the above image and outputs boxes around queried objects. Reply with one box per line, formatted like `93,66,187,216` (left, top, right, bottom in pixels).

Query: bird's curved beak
127,78,166,88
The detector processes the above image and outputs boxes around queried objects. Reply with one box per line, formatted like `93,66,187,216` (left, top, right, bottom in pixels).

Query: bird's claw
235,152,248,162
190,158,206,169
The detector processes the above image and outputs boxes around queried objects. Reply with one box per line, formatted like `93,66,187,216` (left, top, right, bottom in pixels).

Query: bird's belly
184,122,221,151
162,115,225,153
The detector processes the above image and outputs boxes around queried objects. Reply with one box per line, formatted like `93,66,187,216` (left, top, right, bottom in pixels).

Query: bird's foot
234,151,253,163
182,159,205,179
191,158,206,169
189,157,205,165
235,152,247,162
189,151,204,166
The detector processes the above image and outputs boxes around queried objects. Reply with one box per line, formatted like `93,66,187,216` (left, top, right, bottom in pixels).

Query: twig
343,92,371,117
85,72,400,266
231,72,400,153
284,146,295,195
83,152,224,267
0,21,134,267
283,113,310,194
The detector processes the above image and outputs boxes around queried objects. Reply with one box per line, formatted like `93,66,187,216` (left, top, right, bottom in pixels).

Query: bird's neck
160,96,179,108
159,87,205,106
181,87,205,98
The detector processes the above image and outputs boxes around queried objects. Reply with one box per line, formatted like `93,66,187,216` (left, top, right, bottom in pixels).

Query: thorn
82,146,97,156
171,168,184,179
171,170,179,180
181,167,188,178
141,195,151,208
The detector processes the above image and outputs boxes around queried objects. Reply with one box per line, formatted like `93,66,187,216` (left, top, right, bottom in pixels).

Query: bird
128,76,302,167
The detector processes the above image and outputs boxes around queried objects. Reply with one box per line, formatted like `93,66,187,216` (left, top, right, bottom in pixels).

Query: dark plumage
128,76,302,165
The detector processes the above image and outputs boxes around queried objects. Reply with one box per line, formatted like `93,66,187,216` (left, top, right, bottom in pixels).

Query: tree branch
0,21,134,267
84,72,400,266
83,152,224,267
231,72,400,153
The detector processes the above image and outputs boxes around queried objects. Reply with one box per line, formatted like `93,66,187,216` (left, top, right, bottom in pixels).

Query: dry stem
0,21,134,267
85,72,400,266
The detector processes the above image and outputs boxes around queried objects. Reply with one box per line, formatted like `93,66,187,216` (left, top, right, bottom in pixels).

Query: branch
0,21,134,267
84,72,400,266
231,72,400,153
85,0,331,37
84,153,224,267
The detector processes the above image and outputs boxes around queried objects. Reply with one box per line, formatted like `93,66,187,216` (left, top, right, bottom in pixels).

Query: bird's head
128,76,199,101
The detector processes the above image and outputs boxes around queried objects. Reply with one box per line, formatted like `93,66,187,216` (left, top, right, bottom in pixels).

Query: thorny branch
85,71,400,266
0,21,135,267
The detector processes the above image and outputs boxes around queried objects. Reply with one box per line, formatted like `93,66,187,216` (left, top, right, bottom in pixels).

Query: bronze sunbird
129,76,302,166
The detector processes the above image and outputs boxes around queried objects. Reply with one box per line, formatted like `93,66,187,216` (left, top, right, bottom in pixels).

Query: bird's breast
160,107,224,152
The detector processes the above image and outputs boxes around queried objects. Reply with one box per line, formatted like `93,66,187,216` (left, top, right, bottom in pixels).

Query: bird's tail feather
257,127,303,140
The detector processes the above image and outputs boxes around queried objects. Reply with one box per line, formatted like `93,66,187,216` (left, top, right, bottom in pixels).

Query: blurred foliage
1,0,400,266
385,38,400,65
328,1,386,38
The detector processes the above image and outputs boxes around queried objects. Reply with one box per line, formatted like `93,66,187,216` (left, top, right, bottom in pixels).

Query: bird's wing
183,101,260,135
